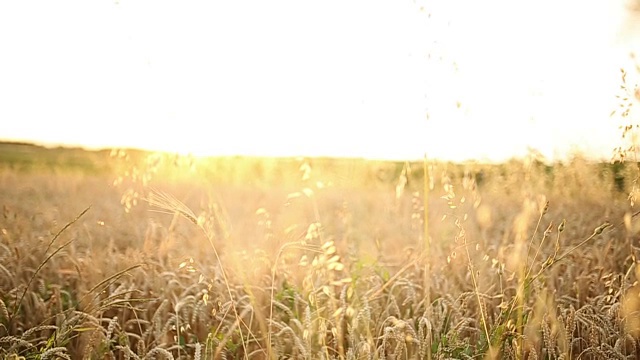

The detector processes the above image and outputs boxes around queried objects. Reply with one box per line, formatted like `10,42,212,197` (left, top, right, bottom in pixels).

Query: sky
1,0,639,162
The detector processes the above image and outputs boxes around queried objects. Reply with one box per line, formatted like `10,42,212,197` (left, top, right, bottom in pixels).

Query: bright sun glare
0,0,638,162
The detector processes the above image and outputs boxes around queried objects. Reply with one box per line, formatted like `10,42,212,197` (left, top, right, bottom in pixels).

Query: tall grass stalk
146,189,252,358
460,221,493,356
423,155,430,308
422,155,433,360
10,206,91,322
267,239,320,359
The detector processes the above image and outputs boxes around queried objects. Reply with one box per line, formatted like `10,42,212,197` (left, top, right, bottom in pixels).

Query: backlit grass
1,146,640,359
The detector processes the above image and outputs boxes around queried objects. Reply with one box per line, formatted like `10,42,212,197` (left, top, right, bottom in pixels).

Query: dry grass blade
526,221,612,286
10,206,90,322
145,189,198,225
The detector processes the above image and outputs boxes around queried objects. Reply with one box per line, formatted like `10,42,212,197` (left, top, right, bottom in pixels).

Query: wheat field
1,143,640,359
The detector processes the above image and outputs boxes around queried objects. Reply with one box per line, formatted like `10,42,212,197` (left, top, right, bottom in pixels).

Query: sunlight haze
1,0,639,162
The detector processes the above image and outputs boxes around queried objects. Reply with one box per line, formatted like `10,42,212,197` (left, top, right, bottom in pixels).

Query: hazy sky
1,0,639,162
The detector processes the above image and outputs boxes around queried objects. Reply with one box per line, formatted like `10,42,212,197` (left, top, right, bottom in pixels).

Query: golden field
1,142,640,359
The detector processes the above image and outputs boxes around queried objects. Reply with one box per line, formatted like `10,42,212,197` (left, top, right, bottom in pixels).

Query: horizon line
0,138,620,165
